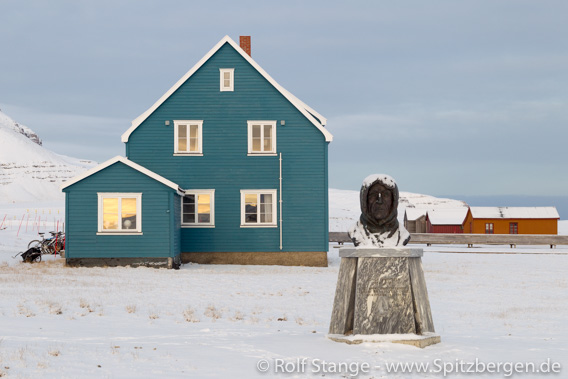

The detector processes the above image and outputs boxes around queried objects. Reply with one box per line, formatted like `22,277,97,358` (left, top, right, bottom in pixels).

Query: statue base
328,332,441,349
328,247,439,346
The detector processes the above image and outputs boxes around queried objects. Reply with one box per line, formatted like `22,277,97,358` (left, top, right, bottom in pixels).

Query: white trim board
60,156,184,195
121,35,332,143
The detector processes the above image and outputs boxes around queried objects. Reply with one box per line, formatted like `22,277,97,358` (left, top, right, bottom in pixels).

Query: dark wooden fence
329,232,568,248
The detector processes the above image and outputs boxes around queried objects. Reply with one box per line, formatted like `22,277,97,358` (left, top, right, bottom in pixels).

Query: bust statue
348,174,410,247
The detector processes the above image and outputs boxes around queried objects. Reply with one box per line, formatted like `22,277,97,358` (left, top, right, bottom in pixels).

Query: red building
425,208,469,233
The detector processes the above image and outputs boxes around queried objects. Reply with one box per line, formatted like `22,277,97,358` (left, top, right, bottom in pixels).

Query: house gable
121,35,332,143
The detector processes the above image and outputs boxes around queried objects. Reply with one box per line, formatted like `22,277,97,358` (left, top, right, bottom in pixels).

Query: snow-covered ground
1,199,567,378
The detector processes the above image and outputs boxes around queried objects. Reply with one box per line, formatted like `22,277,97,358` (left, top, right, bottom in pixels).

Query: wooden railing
329,232,568,248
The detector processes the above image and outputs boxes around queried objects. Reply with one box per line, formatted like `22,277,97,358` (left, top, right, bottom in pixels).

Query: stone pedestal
329,247,439,347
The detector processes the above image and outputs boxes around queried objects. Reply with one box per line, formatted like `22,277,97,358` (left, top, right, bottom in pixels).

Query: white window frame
174,120,203,155
181,190,215,228
220,68,234,92
97,193,142,235
240,190,278,228
247,121,277,156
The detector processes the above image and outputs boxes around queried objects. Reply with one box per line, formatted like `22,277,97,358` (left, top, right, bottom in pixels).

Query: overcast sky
1,1,567,197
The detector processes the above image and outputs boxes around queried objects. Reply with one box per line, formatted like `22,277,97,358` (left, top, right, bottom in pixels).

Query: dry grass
230,310,245,321
17,304,35,318
46,301,63,315
125,304,137,314
183,307,200,323
79,298,90,310
47,349,60,357
204,305,222,321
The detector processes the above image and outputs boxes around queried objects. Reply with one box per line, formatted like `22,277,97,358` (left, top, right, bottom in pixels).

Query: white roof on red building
427,208,469,225
469,207,559,219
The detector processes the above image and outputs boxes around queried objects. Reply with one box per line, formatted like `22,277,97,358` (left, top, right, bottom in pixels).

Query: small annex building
61,35,333,268
403,208,427,233
463,207,559,234
425,208,469,234
61,157,184,267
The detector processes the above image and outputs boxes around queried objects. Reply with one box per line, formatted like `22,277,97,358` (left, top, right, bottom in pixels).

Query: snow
426,208,469,225
0,110,96,203
1,199,567,378
404,208,427,221
470,206,560,219
559,220,568,235
362,173,396,189
1,111,566,377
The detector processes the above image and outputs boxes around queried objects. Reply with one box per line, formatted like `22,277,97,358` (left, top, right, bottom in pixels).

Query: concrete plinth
328,332,441,348
329,247,438,346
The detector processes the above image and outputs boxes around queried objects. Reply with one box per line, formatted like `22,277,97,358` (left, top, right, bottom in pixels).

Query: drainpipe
279,153,283,250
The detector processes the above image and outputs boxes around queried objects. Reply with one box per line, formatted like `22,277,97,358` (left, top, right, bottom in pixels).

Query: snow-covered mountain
0,110,96,203
329,188,467,232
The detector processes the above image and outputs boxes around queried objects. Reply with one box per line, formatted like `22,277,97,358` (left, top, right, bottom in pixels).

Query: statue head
360,174,399,227
349,174,409,247
367,182,393,221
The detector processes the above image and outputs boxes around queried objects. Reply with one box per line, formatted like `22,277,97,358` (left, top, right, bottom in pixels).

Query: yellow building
463,207,559,235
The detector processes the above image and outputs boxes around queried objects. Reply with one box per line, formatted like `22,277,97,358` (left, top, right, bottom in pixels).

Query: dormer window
220,68,234,91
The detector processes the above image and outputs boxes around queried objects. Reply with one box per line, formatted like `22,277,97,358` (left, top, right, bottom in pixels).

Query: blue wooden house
62,36,333,268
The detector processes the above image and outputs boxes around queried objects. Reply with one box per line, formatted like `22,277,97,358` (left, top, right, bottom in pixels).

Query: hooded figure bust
348,174,410,247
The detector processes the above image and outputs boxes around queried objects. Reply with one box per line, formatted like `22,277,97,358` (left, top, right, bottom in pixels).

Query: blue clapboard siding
172,191,181,257
63,162,179,258
127,42,329,252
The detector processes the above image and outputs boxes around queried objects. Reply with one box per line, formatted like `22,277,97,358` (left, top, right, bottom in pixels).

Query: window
220,68,234,91
240,190,277,227
97,193,142,234
247,121,276,155
485,223,494,234
182,190,215,227
509,222,518,234
174,120,202,155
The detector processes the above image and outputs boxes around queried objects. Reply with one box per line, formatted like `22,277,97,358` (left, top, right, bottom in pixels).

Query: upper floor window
220,68,234,91
174,120,202,155
247,121,276,155
182,190,215,227
97,193,142,234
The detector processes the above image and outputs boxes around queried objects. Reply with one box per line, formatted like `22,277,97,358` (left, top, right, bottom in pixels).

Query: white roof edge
469,206,560,219
121,35,333,143
60,156,183,194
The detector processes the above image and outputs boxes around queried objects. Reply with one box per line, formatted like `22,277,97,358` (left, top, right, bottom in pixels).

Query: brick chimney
240,36,251,56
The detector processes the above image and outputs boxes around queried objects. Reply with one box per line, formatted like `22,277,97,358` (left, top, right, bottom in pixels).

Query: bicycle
28,231,65,255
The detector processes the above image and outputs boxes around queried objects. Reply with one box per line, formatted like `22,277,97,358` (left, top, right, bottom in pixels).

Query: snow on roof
404,208,427,221
427,208,469,225
470,207,560,219
60,156,184,195
121,35,333,143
